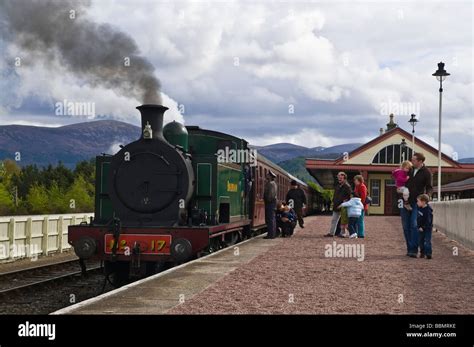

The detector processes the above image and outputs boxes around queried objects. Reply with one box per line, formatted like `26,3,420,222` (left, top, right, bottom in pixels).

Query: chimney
379,128,384,136
136,104,168,140
386,113,398,131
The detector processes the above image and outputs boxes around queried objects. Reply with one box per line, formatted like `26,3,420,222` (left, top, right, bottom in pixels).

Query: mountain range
0,121,472,181
251,142,362,164
0,120,139,167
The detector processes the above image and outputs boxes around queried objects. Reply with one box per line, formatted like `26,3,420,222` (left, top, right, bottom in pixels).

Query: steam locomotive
68,104,315,284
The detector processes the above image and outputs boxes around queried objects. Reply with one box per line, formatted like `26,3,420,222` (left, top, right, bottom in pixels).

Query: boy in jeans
417,194,433,259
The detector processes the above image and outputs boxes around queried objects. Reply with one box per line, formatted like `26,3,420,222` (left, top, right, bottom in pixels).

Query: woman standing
353,175,368,238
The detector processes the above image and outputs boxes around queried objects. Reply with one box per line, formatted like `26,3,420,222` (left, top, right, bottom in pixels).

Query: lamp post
432,62,450,201
408,114,418,153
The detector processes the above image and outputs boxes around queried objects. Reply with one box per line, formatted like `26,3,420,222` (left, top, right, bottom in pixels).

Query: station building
305,115,474,215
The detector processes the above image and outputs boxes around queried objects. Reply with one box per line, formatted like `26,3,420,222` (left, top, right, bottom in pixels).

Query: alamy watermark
324,241,365,262
380,99,420,117
55,99,95,117
216,146,258,167
18,321,55,341
0,244,40,261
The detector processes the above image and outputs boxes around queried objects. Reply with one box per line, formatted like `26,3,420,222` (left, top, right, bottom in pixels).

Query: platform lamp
432,62,450,201
408,114,418,152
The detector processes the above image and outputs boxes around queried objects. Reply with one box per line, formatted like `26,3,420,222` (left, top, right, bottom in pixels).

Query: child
392,160,412,211
276,202,297,237
338,193,364,239
416,194,433,259
340,205,349,237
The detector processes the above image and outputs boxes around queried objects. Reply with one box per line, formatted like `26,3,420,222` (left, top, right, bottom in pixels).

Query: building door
384,179,399,215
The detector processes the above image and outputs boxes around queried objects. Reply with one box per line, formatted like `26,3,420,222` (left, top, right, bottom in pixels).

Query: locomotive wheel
224,231,239,246
208,238,222,253
104,261,130,288
242,226,251,240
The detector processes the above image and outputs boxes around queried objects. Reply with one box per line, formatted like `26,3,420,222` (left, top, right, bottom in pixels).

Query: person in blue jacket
276,202,297,237
416,194,433,259
338,193,364,239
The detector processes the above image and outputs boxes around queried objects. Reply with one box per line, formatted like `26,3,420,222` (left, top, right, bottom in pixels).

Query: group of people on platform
263,173,306,239
394,152,434,259
261,152,434,258
323,172,369,239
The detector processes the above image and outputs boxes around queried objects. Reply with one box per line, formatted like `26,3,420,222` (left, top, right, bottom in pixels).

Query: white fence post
8,217,15,260
26,217,32,258
58,216,64,252
42,216,49,256
0,213,93,263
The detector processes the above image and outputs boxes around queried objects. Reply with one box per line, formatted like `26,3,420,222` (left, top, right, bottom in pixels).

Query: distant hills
0,120,139,167
0,121,472,179
458,157,474,164
251,142,362,164
253,142,363,183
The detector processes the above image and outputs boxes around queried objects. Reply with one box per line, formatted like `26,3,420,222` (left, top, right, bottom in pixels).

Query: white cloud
417,135,455,157
1,0,472,157
247,128,337,148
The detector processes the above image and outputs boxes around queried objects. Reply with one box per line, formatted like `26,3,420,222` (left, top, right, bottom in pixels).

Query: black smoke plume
0,0,162,104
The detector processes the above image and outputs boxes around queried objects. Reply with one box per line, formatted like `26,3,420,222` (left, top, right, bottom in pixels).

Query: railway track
0,259,110,314
0,259,101,294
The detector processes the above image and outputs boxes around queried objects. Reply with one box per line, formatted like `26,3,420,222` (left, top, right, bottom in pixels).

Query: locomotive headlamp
143,121,153,139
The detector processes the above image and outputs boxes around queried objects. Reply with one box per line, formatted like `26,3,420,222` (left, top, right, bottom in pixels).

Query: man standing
324,172,351,237
263,171,278,239
286,180,307,228
402,153,432,258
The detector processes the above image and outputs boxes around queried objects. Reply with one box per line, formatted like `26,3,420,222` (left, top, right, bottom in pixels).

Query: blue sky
1,0,473,158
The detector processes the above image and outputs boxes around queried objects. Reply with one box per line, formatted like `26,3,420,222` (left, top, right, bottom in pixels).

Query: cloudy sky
1,0,473,158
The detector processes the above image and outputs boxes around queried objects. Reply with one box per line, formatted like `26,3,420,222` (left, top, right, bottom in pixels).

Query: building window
370,179,381,206
385,179,396,187
372,144,413,164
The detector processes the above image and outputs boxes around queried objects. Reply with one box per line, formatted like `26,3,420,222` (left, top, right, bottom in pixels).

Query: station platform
54,215,474,315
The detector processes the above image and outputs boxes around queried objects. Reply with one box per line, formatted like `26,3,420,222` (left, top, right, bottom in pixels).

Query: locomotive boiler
107,104,194,227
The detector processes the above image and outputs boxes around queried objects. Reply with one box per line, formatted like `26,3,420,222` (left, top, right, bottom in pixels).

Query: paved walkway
56,215,474,315
169,216,474,314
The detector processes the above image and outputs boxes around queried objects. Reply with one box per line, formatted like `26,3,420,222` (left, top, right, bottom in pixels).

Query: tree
2,159,21,177
0,158,96,216
26,184,49,214
66,175,94,212
41,162,74,190
74,159,95,188
47,181,69,214
0,183,14,215
11,164,40,198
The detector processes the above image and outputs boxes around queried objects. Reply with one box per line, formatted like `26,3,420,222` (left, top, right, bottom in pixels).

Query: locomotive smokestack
137,104,168,140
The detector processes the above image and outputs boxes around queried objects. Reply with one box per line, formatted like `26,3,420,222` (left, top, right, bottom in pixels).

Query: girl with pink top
392,160,412,210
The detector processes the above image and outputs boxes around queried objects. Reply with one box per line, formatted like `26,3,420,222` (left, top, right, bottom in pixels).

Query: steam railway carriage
68,104,315,282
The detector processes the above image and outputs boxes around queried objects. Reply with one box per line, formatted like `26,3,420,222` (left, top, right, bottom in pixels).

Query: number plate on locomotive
104,234,172,255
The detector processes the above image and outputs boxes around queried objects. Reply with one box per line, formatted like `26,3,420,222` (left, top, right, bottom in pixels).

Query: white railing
0,213,93,262
431,199,473,250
